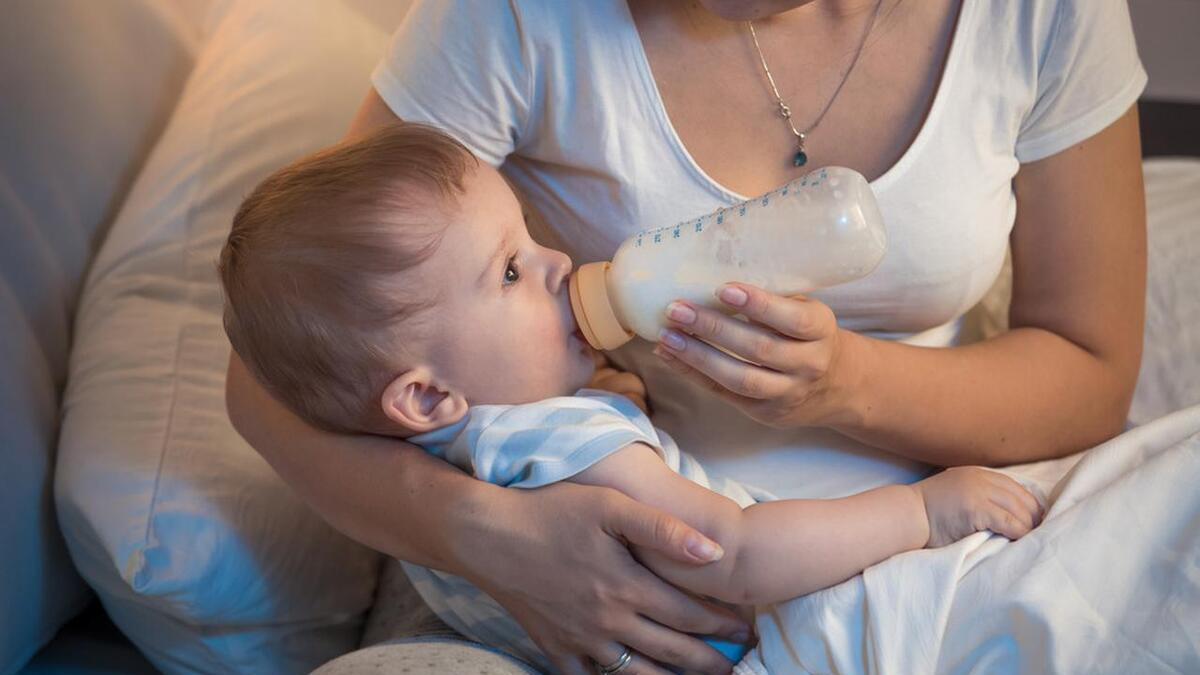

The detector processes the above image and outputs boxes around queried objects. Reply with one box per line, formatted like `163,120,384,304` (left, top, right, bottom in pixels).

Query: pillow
1129,158,1200,425
0,2,204,672
54,1,406,671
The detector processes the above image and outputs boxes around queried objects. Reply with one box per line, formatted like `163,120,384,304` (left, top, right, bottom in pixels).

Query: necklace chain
746,0,883,166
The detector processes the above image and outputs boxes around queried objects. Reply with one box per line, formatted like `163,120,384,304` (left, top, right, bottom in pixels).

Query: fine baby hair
219,122,476,434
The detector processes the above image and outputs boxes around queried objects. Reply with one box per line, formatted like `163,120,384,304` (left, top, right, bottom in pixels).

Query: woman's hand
457,481,751,675
652,283,867,430
588,349,651,415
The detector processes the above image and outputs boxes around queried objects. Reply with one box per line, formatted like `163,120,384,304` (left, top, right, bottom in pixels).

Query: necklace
746,0,883,167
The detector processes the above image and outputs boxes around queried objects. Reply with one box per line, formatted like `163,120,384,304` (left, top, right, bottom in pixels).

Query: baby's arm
573,443,1043,606
571,443,929,605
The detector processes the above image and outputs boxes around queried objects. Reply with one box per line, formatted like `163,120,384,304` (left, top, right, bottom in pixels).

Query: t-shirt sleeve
463,392,663,490
1014,0,1147,164
370,0,533,167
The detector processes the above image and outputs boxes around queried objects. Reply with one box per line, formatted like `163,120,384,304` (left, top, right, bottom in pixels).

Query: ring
595,648,633,674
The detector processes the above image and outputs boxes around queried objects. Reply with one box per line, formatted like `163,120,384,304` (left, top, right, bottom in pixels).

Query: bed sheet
736,403,1200,674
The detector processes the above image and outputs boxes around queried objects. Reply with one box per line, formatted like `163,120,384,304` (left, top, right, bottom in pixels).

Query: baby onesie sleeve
369,0,535,167
1014,0,1147,164
411,390,664,490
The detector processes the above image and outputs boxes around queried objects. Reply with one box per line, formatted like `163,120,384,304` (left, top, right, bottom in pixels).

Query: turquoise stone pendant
793,149,808,167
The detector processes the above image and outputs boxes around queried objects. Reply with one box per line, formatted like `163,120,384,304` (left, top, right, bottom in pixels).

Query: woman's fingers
664,300,802,371
623,566,750,641
655,327,794,400
714,283,836,341
590,644,679,675
620,616,738,675
551,654,595,675
602,491,727,564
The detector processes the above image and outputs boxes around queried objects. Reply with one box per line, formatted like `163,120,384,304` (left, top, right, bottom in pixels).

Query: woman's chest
629,0,962,197
513,0,1022,334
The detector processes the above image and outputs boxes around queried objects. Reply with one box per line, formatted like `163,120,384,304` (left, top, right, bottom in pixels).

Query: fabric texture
733,404,1200,674
371,0,1147,503
1130,158,1200,424
312,638,541,675
52,1,406,672
0,2,205,673
411,389,762,502
402,390,763,672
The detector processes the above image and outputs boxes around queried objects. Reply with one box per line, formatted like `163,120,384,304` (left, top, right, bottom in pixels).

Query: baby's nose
547,250,573,293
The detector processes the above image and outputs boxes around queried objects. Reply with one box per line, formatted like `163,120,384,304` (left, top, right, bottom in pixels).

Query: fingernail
686,537,724,562
652,346,675,361
659,328,686,351
718,285,748,307
666,301,696,325
732,628,752,643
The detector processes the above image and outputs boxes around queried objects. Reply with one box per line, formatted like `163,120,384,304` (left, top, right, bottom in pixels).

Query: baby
219,123,1043,670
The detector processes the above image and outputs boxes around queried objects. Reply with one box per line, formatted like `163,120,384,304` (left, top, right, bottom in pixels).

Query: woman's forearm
835,326,1135,467
225,352,500,572
833,109,1144,468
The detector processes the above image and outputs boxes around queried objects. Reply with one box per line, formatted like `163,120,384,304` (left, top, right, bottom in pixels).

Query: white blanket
735,404,1200,674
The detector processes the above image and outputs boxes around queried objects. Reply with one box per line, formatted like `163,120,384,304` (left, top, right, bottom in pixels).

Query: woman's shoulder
967,0,1137,60
960,0,1144,163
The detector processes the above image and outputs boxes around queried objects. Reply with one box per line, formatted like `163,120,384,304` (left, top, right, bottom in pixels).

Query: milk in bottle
568,166,887,350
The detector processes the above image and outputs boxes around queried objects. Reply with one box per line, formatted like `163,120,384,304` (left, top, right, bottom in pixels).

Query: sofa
3,1,532,673
2,1,1197,674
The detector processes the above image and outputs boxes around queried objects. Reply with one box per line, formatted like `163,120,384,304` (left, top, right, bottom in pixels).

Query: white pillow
1130,158,1200,425
55,1,403,672
0,2,205,672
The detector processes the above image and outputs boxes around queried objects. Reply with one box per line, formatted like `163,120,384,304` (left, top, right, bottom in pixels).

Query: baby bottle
568,166,887,350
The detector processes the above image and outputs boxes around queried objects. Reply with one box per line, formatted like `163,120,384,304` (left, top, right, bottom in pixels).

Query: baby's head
219,123,596,437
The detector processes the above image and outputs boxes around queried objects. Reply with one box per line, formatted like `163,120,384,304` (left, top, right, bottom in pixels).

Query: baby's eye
502,255,520,286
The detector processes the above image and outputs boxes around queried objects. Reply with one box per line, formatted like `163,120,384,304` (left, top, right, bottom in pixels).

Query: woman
226,0,1147,673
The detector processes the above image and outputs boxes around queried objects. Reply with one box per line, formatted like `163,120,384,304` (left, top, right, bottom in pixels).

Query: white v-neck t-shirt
372,0,1145,500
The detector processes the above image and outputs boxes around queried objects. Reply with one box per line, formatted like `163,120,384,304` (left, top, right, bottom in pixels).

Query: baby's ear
380,367,468,433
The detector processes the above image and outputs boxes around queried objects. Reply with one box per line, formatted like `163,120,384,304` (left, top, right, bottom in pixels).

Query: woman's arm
833,105,1145,465
653,106,1146,467
225,351,749,675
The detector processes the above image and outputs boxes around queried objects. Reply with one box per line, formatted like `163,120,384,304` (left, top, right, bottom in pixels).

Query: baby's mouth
568,313,589,350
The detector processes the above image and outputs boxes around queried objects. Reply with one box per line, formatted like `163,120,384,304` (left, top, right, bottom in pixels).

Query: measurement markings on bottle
632,170,830,247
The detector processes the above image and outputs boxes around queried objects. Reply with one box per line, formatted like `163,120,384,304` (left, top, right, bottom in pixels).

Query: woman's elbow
1083,349,1141,448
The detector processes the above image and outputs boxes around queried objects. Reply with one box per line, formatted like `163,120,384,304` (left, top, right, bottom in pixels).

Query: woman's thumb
611,500,724,564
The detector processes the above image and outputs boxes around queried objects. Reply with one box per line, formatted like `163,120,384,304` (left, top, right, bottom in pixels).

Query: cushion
54,1,410,672
0,2,205,672
1129,158,1200,424
312,639,540,675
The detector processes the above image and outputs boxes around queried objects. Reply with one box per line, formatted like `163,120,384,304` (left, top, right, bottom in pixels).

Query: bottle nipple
568,262,634,351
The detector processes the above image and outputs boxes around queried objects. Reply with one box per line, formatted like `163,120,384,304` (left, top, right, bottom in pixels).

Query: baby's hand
588,351,650,415
911,466,1044,548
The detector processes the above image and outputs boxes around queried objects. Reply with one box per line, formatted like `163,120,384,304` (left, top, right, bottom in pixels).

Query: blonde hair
219,122,477,434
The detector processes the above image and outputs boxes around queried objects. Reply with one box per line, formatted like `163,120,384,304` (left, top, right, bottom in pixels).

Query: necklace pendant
792,134,808,167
